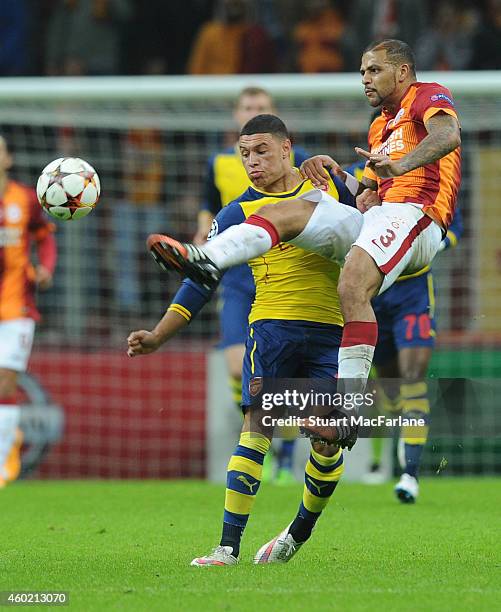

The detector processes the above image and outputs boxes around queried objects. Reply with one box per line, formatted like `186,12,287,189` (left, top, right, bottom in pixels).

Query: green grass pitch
1,479,499,611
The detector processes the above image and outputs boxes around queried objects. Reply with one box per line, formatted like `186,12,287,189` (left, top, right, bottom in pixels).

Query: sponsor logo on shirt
373,127,405,156
387,108,405,129
430,93,454,105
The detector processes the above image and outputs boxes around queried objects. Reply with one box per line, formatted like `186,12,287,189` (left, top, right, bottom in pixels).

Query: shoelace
211,545,232,558
276,537,297,560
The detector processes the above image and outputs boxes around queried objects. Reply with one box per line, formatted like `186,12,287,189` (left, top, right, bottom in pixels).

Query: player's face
360,50,401,108
234,94,275,129
239,133,290,189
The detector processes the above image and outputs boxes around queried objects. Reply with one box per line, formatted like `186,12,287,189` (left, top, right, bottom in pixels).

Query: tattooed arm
355,113,461,179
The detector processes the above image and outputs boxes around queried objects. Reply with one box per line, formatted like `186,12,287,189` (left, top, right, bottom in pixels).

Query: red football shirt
364,82,461,229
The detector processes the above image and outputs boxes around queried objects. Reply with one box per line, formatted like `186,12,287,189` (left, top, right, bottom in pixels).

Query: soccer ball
36,157,101,221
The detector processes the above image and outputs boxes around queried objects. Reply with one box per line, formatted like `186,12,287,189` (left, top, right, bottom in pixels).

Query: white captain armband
344,172,360,196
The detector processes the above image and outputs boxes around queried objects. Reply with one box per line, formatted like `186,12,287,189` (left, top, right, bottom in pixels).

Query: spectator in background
187,0,277,74
293,0,349,73
345,0,426,70
122,0,214,75
470,0,501,69
0,0,28,75
45,0,132,75
113,128,167,319
416,1,478,71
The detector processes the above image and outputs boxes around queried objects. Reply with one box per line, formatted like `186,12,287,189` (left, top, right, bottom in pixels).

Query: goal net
1,72,499,478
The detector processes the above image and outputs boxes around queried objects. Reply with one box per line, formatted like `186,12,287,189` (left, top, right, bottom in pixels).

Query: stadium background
1,0,500,481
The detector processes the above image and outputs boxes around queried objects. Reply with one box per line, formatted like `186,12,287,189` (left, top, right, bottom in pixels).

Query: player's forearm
398,124,461,175
151,310,189,345
198,210,214,230
36,232,57,275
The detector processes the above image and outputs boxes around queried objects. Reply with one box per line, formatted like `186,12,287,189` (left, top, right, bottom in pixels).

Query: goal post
0,72,499,478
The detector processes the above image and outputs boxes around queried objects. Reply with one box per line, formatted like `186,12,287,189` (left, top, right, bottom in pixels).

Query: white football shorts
0,318,35,372
290,189,364,265
353,203,443,294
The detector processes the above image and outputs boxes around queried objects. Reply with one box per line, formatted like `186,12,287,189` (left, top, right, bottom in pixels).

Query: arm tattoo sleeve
399,114,461,174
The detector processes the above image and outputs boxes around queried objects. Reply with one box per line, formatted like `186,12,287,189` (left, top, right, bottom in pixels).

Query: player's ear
282,138,292,159
398,63,410,83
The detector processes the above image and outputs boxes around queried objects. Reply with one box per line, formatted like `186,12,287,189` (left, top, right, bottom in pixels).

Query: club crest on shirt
249,377,263,397
6,203,22,223
387,108,405,129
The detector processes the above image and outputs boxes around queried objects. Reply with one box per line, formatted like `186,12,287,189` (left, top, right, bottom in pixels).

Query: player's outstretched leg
254,444,343,564
191,432,271,567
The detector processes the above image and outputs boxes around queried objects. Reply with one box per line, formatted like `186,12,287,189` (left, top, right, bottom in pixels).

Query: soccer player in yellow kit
194,87,311,483
128,114,362,565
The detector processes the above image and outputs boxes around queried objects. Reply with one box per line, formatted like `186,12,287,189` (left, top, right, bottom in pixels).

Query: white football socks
338,344,375,382
202,224,273,269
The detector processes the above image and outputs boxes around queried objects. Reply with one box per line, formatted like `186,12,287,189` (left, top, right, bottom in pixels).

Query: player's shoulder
211,195,246,235
7,178,33,193
411,81,456,106
212,145,237,160
207,145,237,167
4,179,36,204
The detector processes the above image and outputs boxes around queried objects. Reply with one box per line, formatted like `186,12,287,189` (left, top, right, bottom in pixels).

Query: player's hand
356,188,381,213
355,147,405,178
35,265,53,290
127,330,161,357
300,155,343,189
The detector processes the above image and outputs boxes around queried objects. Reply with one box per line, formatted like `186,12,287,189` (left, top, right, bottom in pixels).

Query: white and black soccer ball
36,157,101,221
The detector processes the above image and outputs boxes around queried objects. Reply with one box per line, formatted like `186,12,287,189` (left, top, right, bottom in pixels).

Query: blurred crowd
1,0,500,78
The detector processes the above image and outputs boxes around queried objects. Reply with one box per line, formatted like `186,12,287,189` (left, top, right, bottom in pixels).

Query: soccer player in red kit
0,136,57,486
144,39,461,450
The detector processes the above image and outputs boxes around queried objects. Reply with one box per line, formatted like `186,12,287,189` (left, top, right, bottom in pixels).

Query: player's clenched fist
127,330,160,357
356,188,381,213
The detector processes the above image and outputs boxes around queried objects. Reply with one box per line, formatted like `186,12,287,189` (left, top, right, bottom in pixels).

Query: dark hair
240,114,289,139
364,39,416,76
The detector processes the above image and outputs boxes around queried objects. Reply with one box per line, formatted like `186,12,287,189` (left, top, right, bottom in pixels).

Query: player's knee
255,199,314,242
399,349,432,380
337,272,367,307
338,259,380,308
401,365,427,381
242,408,274,441
311,440,340,457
